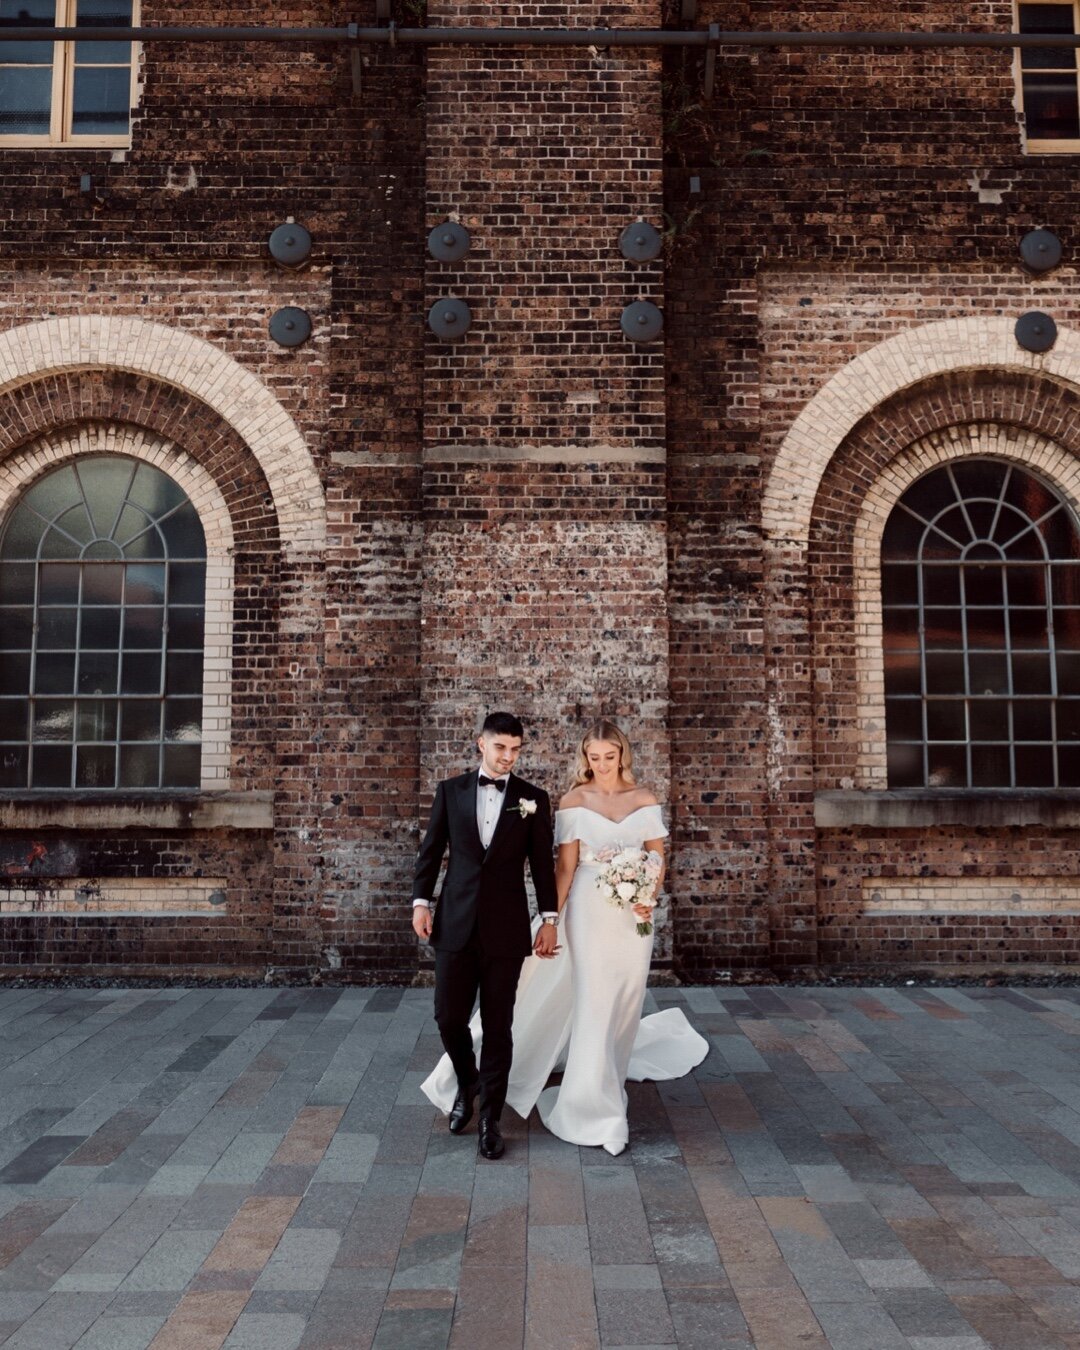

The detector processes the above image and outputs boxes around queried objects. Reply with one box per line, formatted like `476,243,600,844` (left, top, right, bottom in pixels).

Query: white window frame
1016,0,1080,153
0,0,139,148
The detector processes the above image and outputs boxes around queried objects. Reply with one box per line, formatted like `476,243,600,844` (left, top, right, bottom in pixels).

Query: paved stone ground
0,987,1078,1348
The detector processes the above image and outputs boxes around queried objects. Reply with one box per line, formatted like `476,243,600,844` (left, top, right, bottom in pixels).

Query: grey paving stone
222,1312,307,1349
256,1229,341,1291
71,1316,166,1349
116,1229,219,1291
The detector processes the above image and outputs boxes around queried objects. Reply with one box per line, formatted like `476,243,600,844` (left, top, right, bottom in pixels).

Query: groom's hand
412,906,432,940
534,924,560,959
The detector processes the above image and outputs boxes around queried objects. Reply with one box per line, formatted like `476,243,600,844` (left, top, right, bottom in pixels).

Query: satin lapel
484,774,519,860
458,771,485,855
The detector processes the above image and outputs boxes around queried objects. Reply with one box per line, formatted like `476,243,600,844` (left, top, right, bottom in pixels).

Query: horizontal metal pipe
2,24,1080,49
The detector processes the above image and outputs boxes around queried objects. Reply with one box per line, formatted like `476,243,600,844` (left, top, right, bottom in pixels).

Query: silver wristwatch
542,916,558,927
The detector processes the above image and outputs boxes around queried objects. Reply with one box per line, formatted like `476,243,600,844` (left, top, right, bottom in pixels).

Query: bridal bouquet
595,846,663,936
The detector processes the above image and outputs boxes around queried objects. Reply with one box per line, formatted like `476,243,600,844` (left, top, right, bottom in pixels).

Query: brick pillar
421,5,671,958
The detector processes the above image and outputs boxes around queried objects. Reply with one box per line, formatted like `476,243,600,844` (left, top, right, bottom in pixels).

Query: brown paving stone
189,1270,260,1293
701,1082,765,1132
952,1292,1072,1350
201,1195,301,1272
663,1103,736,1164
402,1193,470,1244
734,1018,792,1052
147,1289,250,1350
383,1288,456,1309
219,1071,280,1107
0,1198,75,1268
790,1034,850,1074
449,1263,525,1349
730,1287,829,1350
461,1201,527,1267
757,1195,834,1240
272,1107,346,1165
851,996,903,1021
986,1255,1072,1286
890,1218,994,1282
62,1108,159,1166
526,1167,585,1227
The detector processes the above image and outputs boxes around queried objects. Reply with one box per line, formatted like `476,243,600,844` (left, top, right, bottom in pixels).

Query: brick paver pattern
0,986,1077,1348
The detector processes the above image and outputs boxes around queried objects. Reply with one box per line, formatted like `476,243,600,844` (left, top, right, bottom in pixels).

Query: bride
422,720,708,1155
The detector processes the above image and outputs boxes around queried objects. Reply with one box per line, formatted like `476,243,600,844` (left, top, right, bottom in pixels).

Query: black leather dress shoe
448,1084,476,1135
478,1116,504,1160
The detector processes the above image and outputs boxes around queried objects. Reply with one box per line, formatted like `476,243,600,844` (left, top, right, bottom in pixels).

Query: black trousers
433,930,524,1122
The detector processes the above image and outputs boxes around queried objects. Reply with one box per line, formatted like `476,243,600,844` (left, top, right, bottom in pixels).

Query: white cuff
412,899,430,908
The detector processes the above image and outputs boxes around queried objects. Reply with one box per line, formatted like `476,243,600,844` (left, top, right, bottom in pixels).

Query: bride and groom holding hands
411,711,707,1160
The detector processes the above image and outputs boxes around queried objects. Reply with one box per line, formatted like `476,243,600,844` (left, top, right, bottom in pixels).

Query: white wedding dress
421,804,708,1155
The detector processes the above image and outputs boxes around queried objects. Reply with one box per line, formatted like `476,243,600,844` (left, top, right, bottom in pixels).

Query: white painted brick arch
763,317,1080,546
0,316,325,559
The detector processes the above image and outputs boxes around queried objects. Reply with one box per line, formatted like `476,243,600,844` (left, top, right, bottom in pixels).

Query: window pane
962,564,1005,607
0,745,27,788
0,0,55,63
884,648,921,697
881,564,918,607
31,743,71,788
118,742,158,788
76,743,114,788
922,565,961,606
926,652,965,694
926,700,965,740
166,650,202,696
969,699,1009,740
38,563,80,604
1024,73,1080,139
1051,563,1080,607
0,652,30,695
885,698,922,741
34,653,75,694
71,65,130,135
75,0,133,64
1057,700,1080,740
1,505,49,558
1009,608,1050,646
923,609,963,649
881,508,925,559
1059,745,1080,786
159,503,206,558
122,606,164,649
927,745,966,787
76,698,117,740
77,650,118,695
163,743,200,787
971,744,1012,787
967,652,1009,695
163,698,201,742
168,563,205,604
1013,700,1053,740
82,563,123,605
1012,652,1053,695
79,605,121,648
0,607,33,649
119,701,160,741
1019,3,1077,69
124,564,165,605
0,67,51,135
1058,652,1080,694
120,651,161,694
166,606,204,649
37,607,78,649
54,503,94,547
0,698,29,739
965,608,1008,649
128,463,188,518
0,563,34,604
32,700,73,743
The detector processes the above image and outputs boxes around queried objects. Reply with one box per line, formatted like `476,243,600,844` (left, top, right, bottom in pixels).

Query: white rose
616,882,637,902
520,799,537,815
599,883,615,900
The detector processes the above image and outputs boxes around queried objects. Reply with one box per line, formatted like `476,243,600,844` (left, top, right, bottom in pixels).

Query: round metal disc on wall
619,221,663,262
428,297,472,340
1019,229,1063,273
620,300,664,343
428,222,471,263
1015,310,1057,354
268,223,313,268
269,306,312,348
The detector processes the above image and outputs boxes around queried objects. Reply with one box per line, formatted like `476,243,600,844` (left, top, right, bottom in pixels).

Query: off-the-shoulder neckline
556,803,661,827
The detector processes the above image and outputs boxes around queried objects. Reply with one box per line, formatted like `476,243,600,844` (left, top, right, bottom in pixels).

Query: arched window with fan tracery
883,458,1080,788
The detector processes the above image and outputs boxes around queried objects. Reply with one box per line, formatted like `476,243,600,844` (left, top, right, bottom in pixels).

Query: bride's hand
534,925,561,959
632,903,655,920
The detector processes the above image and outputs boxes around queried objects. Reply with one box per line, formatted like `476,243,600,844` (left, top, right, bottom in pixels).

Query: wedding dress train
421,804,708,1154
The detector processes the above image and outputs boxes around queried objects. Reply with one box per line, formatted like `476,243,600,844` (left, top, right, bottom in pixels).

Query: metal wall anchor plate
1015,310,1057,353
428,222,471,262
268,223,312,268
269,306,312,347
619,221,662,262
1020,229,1062,273
621,300,663,342
428,298,472,339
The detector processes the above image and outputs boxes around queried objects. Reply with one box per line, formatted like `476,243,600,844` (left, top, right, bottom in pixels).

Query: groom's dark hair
481,711,524,739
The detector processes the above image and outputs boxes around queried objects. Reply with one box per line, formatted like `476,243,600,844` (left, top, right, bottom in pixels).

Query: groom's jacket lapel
456,770,486,857
483,774,520,861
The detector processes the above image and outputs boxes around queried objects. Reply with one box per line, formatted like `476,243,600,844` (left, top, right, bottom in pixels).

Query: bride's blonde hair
571,720,636,787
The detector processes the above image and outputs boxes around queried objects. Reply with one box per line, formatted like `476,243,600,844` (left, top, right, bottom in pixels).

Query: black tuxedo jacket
413,769,557,958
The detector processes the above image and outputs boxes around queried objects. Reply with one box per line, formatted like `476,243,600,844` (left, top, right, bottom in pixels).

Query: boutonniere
512,798,538,818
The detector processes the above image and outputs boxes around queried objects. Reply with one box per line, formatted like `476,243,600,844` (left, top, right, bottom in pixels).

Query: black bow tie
478,775,507,792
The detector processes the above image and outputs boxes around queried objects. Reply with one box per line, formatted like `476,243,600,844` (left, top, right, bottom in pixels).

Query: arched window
0,456,206,790
883,458,1080,788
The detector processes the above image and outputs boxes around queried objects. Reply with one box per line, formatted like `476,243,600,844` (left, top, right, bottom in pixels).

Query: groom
412,712,558,1159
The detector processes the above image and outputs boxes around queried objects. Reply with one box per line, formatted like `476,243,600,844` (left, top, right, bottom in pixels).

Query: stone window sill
816,789,1080,829
0,791,274,832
